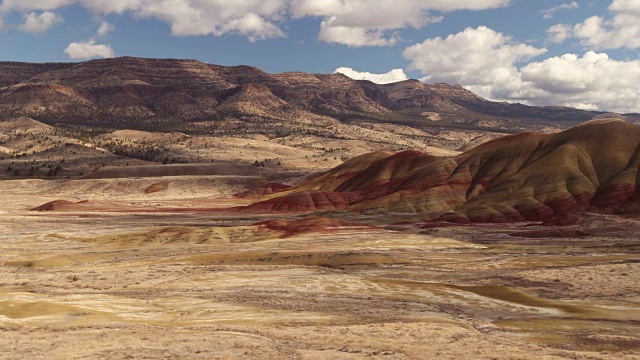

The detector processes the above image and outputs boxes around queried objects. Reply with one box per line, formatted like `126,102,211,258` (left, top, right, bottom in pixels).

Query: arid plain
0,58,639,359
0,174,638,359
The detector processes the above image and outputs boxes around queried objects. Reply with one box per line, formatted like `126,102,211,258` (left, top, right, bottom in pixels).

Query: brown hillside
0,57,626,133
0,117,54,133
240,119,640,223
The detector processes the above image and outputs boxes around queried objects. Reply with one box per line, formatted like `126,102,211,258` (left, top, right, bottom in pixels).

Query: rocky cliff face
0,57,624,132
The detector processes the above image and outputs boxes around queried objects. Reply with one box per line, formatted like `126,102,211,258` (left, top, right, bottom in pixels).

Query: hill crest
2,57,636,134
239,119,640,224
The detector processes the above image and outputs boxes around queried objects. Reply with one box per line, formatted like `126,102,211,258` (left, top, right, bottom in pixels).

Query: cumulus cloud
0,0,137,14
0,0,289,40
19,11,63,33
541,1,578,19
403,26,547,100
64,40,115,59
550,0,640,49
403,26,640,112
334,67,409,84
520,52,640,113
0,0,509,45
64,20,117,60
217,13,285,42
131,1,288,39
547,24,573,43
96,21,114,37
292,0,505,46
319,17,399,47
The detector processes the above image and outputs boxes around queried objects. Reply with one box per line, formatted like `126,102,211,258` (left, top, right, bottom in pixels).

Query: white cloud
19,11,63,33
547,23,572,43
0,0,138,13
291,0,509,20
292,0,505,46
124,0,289,39
292,1,442,36
0,0,509,45
334,67,408,84
404,27,640,112
403,26,640,113
551,0,640,49
520,52,640,113
609,0,640,14
218,13,285,42
403,26,546,100
319,17,399,47
0,0,289,40
64,40,115,59
541,1,578,19
64,21,117,59
96,21,114,37
80,0,141,14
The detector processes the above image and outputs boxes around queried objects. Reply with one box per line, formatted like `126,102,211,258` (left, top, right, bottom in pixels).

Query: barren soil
0,178,638,359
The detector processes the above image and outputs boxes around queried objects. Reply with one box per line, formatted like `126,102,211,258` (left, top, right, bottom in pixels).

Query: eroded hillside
2,57,633,134
236,119,640,224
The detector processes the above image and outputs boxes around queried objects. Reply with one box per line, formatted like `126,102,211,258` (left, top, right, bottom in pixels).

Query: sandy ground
0,178,638,359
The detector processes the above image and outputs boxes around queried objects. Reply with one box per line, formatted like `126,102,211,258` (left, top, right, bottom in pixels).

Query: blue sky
0,1,639,113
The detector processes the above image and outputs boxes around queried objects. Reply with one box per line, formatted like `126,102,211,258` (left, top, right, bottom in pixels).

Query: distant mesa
238,119,640,224
2,56,636,133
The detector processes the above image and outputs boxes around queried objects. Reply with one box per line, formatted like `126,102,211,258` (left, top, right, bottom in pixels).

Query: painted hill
1,57,633,134
239,119,640,224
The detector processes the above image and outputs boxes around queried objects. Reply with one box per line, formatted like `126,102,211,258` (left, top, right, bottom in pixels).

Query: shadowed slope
241,119,640,223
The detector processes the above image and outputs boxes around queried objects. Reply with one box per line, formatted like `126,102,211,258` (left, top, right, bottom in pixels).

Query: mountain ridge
2,57,635,134
237,118,640,224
